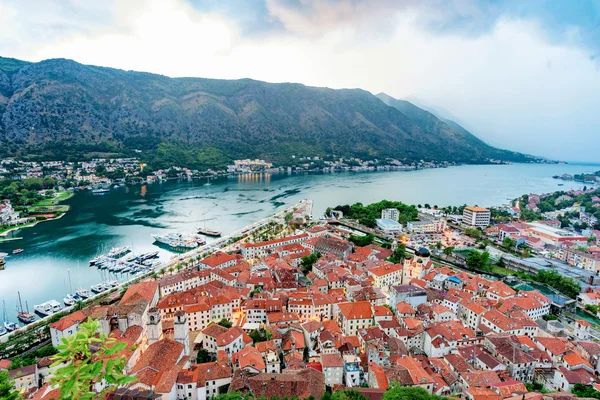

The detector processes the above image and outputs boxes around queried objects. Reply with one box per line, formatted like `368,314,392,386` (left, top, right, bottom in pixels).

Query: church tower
174,310,190,356
147,307,163,345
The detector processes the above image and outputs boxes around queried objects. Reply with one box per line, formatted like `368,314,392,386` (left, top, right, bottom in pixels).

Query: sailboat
203,177,211,186
64,269,83,306
16,292,35,324
3,301,20,331
197,209,221,237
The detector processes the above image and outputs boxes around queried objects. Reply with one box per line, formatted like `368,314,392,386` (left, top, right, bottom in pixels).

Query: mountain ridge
0,56,536,169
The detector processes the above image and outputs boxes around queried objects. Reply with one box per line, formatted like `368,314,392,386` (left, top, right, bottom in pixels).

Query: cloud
1,0,600,161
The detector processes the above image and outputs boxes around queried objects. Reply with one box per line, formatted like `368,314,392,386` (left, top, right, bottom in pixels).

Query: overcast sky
1,0,599,162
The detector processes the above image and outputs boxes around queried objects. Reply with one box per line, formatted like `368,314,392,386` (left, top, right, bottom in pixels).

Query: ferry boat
34,300,62,316
92,188,110,194
16,292,35,324
107,246,131,259
152,233,205,249
197,227,222,237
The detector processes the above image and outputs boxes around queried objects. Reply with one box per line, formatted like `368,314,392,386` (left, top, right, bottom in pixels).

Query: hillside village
6,196,600,400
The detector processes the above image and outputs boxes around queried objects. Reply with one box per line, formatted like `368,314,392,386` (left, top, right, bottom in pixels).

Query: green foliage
387,243,407,263
502,237,517,250
10,345,58,370
300,253,321,273
532,270,580,299
442,246,455,256
334,201,418,228
586,304,600,314
542,314,559,321
249,329,272,344
0,370,22,400
572,383,600,399
465,250,490,270
331,390,368,400
349,234,375,247
196,348,211,364
463,228,482,239
217,319,233,328
50,318,136,399
382,384,446,400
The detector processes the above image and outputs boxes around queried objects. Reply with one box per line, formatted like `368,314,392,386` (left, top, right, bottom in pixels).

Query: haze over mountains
0,56,536,167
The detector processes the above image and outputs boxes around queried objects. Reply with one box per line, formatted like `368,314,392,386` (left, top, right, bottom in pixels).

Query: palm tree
73,300,85,311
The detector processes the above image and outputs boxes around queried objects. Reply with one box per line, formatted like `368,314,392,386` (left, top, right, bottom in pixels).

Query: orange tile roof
337,301,373,320
120,281,158,305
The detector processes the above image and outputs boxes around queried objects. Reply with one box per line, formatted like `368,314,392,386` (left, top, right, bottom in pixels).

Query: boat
75,289,90,299
89,257,99,266
152,232,205,249
16,292,35,324
91,284,106,293
34,300,62,316
107,246,131,258
63,293,83,306
558,183,564,186
13,249,23,254
138,251,159,261
0,252,8,258
3,301,20,331
92,188,110,194
197,227,222,237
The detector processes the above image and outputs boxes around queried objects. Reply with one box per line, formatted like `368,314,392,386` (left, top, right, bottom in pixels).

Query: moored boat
16,292,35,324
91,284,106,293
34,300,62,316
197,227,222,237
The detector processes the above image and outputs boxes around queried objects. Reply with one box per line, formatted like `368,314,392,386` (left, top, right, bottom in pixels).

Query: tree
466,250,490,270
50,318,136,399
382,384,445,400
197,348,211,363
387,243,406,263
300,253,321,273
442,246,454,257
502,237,516,250
0,370,21,400
435,241,442,250
464,228,482,239
332,390,368,400
349,234,374,247
217,319,232,328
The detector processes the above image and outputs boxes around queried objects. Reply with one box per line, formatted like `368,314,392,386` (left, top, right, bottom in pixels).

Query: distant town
3,173,600,400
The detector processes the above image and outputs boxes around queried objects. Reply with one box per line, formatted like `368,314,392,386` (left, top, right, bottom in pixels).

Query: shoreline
0,191,72,241
0,213,67,241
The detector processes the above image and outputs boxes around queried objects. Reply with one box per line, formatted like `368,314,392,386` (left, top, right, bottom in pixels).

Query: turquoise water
0,162,596,322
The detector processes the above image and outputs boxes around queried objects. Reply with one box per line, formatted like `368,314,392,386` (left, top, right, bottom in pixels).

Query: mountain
375,93,527,163
0,56,534,169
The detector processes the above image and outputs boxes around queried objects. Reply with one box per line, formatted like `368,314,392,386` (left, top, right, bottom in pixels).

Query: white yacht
34,300,62,316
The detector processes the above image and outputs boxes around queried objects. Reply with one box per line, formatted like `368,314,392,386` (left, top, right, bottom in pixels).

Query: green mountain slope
0,56,533,168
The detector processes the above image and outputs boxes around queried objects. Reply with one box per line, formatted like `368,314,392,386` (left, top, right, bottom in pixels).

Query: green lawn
0,221,36,235
28,191,72,213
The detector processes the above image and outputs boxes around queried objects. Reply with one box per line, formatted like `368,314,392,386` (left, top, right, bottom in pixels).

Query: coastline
0,191,73,241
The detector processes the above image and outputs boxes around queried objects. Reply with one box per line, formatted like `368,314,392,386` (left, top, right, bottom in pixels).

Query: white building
462,206,491,228
375,218,403,234
381,208,400,221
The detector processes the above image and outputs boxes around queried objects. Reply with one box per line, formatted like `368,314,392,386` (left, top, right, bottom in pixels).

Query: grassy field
28,190,72,213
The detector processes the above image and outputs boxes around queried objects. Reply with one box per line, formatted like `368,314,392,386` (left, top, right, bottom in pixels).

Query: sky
1,0,599,162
